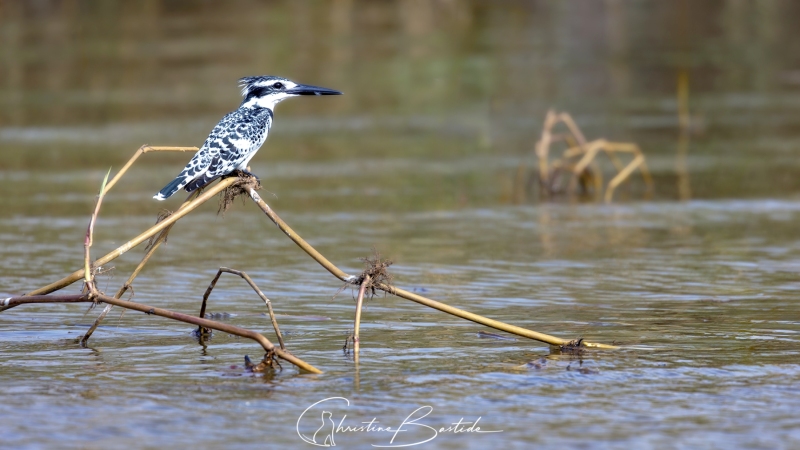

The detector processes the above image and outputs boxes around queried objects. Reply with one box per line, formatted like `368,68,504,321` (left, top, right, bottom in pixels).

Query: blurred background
3,2,800,448
3,0,800,215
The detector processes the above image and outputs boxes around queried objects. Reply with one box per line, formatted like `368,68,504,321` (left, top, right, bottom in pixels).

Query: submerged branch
3,293,321,374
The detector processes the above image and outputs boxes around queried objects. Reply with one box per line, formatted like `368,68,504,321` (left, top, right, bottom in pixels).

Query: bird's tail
184,173,222,193
153,175,189,201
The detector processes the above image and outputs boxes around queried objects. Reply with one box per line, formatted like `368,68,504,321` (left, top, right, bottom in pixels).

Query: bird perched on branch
154,76,342,200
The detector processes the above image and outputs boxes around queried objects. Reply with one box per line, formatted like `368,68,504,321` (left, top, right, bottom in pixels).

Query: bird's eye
272,82,284,89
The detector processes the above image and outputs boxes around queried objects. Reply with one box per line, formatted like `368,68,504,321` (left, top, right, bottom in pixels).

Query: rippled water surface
2,2,800,449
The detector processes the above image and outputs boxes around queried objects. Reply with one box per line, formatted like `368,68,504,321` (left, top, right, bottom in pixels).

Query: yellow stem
247,187,617,349
353,275,369,354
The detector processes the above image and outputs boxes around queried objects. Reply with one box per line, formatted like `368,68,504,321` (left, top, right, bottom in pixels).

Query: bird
153,75,342,201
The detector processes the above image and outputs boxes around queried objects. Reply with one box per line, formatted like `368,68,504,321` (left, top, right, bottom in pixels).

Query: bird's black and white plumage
154,75,342,201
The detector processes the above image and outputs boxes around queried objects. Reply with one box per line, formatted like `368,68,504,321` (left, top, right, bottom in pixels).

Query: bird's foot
235,169,260,183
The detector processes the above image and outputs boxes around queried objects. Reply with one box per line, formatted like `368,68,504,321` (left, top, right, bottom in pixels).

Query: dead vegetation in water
245,351,281,373
519,110,654,203
219,171,262,215
333,249,393,302
557,338,586,355
1,144,619,376
356,249,394,297
339,250,394,356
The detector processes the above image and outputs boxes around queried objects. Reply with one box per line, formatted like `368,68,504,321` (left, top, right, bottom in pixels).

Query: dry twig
83,169,111,297
343,274,370,356
198,267,285,350
352,274,369,355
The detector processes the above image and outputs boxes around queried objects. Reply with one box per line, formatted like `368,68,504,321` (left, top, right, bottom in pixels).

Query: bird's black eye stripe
244,86,271,102
272,82,284,89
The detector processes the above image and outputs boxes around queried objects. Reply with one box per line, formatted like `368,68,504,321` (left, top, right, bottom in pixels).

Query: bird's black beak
286,83,342,96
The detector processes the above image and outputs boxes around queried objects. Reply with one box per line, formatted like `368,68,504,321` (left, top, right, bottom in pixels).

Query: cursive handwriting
297,397,502,447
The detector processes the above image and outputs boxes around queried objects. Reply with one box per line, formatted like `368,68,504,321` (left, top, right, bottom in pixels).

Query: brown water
2,1,800,448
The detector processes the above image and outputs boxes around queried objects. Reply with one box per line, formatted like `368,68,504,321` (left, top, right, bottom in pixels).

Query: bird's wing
173,113,233,180
202,114,260,178
178,112,249,176
182,112,263,192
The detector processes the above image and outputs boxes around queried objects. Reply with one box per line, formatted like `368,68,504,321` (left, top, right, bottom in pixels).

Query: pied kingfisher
154,75,342,200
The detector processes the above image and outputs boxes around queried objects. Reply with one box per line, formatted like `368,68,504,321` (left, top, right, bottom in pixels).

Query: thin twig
198,267,285,350
83,169,111,296
104,145,198,193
